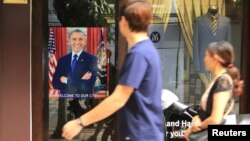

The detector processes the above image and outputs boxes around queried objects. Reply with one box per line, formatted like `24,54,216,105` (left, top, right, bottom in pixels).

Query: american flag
48,28,60,97
96,28,110,97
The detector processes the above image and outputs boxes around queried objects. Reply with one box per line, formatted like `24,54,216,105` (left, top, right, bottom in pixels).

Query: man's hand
81,71,92,80
62,120,83,140
60,76,68,84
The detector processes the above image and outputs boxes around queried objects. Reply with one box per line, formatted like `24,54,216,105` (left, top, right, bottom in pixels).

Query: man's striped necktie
212,16,218,36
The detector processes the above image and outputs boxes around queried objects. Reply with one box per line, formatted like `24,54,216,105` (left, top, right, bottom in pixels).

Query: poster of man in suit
49,27,110,139
52,28,97,99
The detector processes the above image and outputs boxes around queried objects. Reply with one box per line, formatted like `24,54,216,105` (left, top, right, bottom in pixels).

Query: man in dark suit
51,29,97,138
193,6,231,73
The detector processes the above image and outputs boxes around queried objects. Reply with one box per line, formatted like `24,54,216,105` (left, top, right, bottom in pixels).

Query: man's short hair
68,29,85,38
119,0,153,32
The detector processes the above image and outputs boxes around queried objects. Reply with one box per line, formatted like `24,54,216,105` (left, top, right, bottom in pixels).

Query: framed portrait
48,27,116,140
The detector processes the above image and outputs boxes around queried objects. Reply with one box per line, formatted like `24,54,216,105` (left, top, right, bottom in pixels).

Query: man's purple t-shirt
118,39,164,141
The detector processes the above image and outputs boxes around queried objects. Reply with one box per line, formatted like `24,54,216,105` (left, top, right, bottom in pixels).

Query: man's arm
69,56,98,88
82,56,98,87
52,58,65,90
62,84,133,140
82,84,133,125
66,55,98,94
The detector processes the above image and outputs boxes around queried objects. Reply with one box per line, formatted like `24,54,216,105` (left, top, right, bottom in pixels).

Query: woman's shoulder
217,73,233,84
214,73,233,93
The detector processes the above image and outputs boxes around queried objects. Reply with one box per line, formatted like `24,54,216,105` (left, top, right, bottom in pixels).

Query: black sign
150,31,161,43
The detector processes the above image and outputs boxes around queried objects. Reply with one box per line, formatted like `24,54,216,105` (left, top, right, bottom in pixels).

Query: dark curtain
240,0,250,114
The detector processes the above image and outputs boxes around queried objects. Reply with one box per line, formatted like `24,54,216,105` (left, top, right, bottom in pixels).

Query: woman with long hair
184,41,244,141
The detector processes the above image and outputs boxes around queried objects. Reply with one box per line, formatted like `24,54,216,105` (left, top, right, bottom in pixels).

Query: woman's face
204,50,215,72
